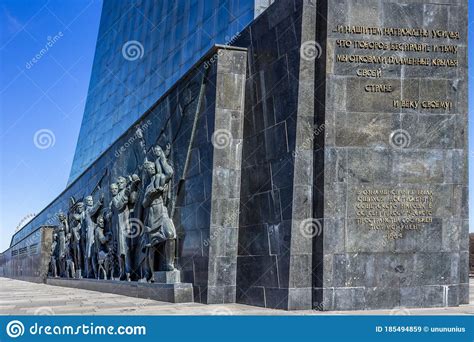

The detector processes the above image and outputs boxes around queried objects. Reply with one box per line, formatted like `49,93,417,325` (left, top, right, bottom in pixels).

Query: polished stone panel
69,0,274,182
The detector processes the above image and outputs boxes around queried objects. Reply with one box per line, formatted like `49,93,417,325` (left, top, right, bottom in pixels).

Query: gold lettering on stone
364,84,393,93
333,24,461,71
336,54,457,68
337,40,458,55
356,68,382,78
393,100,452,110
332,25,459,40
355,188,435,240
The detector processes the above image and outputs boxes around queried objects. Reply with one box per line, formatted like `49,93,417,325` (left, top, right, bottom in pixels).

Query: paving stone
1,278,472,315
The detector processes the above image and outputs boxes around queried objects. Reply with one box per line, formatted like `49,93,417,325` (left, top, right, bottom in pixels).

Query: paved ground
0,277,473,315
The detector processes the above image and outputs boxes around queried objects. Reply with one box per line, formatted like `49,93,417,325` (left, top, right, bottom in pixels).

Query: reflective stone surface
69,0,273,182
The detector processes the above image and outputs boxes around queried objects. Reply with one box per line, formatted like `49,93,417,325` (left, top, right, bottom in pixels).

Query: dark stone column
176,47,248,304
317,0,469,310
206,48,248,303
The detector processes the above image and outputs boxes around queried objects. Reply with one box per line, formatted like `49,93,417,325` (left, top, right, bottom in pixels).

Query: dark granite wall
178,48,247,304
0,226,53,282
231,0,468,311
317,0,469,310
233,0,316,309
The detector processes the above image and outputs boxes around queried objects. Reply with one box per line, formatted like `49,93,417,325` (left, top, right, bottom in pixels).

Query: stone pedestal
46,278,194,303
153,270,181,284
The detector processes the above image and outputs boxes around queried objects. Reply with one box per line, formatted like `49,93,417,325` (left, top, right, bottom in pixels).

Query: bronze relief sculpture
69,204,84,278
50,140,179,284
142,145,177,282
84,194,103,278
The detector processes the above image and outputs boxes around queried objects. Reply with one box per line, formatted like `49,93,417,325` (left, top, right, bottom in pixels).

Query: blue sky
0,1,473,252
0,0,102,251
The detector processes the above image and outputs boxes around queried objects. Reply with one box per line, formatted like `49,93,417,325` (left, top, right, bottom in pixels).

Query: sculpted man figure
57,213,69,277
93,215,112,279
109,181,132,281
64,233,76,278
142,145,177,282
70,204,84,278
84,194,104,278
49,233,58,278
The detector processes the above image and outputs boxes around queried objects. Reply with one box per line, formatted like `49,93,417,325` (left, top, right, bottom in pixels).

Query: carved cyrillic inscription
333,24,460,111
355,188,434,240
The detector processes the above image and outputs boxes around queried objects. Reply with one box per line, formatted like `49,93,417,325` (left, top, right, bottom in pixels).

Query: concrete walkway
0,277,473,315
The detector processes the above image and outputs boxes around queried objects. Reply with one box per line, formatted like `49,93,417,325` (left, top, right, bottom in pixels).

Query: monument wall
0,226,53,282
316,0,469,310
1,46,247,305
228,0,468,310
0,0,468,312
232,0,317,310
